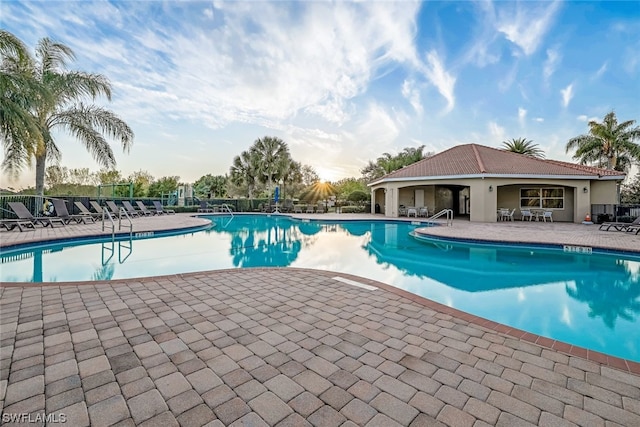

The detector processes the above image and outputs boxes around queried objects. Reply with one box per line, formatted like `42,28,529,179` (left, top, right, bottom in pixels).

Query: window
520,187,564,209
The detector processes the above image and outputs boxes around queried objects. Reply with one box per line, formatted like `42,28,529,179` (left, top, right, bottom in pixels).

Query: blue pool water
2,215,639,362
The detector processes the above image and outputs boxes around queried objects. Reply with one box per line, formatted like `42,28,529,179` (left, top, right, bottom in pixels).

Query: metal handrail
119,208,133,231
220,203,234,217
426,209,454,227
102,208,116,236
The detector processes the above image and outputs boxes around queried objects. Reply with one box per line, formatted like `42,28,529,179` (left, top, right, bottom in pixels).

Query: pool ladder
220,203,234,217
101,207,133,265
427,209,454,227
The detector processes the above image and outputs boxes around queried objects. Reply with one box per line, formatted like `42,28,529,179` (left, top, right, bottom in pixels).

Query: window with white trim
520,187,564,209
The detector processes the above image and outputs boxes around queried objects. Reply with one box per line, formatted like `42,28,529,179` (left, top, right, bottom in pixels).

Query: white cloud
401,79,423,116
421,50,456,114
518,108,527,126
577,115,598,123
543,48,561,81
534,117,544,123
489,121,506,142
593,61,608,79
22,1,423,130
356,103,401,147
496,1,561,55
561,84,574,108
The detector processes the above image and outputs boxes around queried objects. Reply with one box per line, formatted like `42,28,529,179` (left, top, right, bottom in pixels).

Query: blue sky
2,0,639,188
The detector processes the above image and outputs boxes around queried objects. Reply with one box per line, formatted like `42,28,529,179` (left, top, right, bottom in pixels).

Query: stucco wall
370,177,619,223
590,181,619,204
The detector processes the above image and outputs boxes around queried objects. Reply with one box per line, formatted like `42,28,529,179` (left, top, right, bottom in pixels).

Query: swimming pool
2,214,639,362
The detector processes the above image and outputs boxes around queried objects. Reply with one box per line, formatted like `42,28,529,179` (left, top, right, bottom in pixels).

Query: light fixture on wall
583,187,588,193
489,185,493,192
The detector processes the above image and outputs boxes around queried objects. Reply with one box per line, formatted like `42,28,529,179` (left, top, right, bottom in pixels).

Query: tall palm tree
230,149,259,199
501,138,545,158
2,33,134,195
1,30,43,177
252,136,290,199
566,111,640,171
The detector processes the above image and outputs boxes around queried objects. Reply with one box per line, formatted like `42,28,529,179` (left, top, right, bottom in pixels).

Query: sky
2,0,640,189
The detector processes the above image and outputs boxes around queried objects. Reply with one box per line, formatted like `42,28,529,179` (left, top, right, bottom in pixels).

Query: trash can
375,203,381,214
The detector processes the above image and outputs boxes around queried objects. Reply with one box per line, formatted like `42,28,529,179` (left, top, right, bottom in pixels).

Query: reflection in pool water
1,215,639,361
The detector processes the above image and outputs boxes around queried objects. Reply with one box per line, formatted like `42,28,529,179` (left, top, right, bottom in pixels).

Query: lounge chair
305,205,314,214
74,202,103,221
599,216,640,231
626,224,640,235
198,201,214,213
136,201,157,216
106,201,125,218
8,201,65,228
0,218,36,232
51,199,94,224
152,201,175,215
89,201,109,219
122,201,142,218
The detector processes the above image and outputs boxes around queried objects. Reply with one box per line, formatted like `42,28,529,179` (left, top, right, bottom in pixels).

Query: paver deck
1,214,639,426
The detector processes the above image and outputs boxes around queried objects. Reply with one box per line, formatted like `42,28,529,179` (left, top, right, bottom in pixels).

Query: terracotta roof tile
372,144,625,183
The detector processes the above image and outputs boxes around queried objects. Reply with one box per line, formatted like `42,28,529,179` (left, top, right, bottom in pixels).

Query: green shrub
172,206,198,213
340,205,365,213
346,190,369,203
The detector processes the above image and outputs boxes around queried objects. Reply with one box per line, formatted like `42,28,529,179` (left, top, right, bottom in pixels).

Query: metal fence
0,194,277,218
591,204,640,223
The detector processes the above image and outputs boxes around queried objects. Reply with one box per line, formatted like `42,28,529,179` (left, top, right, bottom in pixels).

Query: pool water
2,214,639,362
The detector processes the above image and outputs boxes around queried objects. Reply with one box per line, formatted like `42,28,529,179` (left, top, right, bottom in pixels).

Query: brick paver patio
1,214,639,426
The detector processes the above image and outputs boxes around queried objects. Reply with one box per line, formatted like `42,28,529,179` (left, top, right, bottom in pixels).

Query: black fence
591,204,640,223
0,195,279,218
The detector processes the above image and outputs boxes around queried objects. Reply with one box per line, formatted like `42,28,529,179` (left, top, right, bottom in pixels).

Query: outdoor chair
541,211,553,222
316,204,325,214
506,208,516,221
89,201,109,219
293,205,303,214
136,201,157,216
8,201,65,228
626,223,640,235
0,218,36,232
407,207,417,217
75,202,102,220
305,205,314,214
105,201,124,218
520,209,533,221
599,216,640,232
197,201,215,213
418,207,428,217
51,199,94,224
398,206,408,216
152,201,175,215
121,201,142,218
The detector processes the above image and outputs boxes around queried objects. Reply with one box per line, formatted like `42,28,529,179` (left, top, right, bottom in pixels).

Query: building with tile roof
368,144,625,223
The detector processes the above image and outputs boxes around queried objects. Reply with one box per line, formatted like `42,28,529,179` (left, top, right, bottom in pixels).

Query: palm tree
566,111,640,171
501,138,545,158
2,33,134,195
1,30,43,177
230,149,259,199
252,136,290,199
